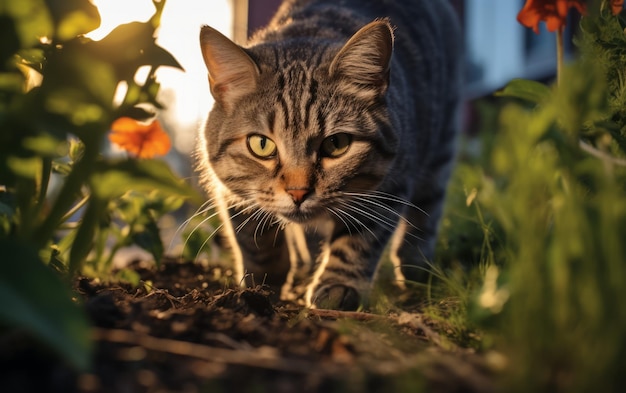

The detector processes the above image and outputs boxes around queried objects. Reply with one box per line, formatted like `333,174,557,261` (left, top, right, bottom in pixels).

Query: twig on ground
393,312,459,351
92,328,329,374
203,332,254,351
306,308,385,321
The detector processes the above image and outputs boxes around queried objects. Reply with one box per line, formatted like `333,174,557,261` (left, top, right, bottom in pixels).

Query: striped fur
197,0,461,310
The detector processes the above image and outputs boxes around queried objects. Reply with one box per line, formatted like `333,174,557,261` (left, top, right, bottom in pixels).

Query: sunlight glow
89,0,235,154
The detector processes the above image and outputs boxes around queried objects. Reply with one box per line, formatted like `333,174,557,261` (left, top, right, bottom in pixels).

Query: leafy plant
0,0,199,370
436,1,626,390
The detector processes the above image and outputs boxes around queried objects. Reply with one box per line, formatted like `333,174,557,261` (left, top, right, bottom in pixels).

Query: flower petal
612,0,624,15
109,117,171,159
517,0,587,34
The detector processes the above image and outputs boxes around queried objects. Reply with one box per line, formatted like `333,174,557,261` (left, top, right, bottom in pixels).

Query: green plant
440,1,626,391
0,0,199,370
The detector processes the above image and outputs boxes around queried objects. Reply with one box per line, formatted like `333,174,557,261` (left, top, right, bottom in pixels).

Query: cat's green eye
321,133,352,158
247,134,277,159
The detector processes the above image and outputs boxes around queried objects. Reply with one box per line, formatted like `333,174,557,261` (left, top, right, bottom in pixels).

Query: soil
1,258,496,393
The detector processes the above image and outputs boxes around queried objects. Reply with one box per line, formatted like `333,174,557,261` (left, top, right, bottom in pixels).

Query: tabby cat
197,0,461,310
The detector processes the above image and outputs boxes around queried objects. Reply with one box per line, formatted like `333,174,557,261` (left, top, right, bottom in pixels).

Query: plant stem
60,193,90,224
69,197,104,275
16,176,37,240
579,140,626,167
37,157,51,209
58,222,81,230
556,26,564,86
33,137,100,250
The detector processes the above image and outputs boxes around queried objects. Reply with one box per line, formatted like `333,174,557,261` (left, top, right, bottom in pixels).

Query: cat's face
200,22,397,224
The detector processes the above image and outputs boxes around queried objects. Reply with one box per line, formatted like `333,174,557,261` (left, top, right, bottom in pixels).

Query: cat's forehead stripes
259,40,331,70
266,62,326,145
266,111,276,134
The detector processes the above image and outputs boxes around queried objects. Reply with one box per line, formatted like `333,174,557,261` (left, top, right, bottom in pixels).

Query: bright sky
88,0,234,153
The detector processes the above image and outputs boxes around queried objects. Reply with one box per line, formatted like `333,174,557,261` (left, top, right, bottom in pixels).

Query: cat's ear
329,20,394,96
200,26,259,109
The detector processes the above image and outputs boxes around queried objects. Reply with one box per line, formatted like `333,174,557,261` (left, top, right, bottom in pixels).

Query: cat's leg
221,205,291,290
281,223,328,302
308,220,391,310
390,147,456,285
388,185,442,285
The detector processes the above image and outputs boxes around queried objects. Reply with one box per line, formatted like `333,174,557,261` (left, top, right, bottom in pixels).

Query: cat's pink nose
286,188,311,204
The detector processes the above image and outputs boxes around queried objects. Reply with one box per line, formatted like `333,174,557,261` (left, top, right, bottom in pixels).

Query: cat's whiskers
272,217,284,247
174,199,220,255
182,209,220,245
344,192,425,243
194,222,225,262
253,210,274,247
336,200,397,238
326,206,354,236
344,193,423,233
334,202,380,242
181,198,251,259
345,190,428,216
260,209,277,233
348,199,401,229
177,197,215,231
249,209,275,248
234,203,264,233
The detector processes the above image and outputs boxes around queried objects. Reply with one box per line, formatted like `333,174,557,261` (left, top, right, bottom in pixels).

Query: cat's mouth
279,211,316,224
278,206,326,224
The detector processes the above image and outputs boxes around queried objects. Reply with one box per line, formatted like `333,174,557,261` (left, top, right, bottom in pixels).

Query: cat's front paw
280,283,309,305
312,284,361,310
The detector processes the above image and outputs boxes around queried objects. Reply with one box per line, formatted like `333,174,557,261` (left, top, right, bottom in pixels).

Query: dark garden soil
1,258,496,393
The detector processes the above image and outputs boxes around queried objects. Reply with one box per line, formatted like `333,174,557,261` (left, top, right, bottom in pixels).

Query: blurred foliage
437,3,626,391
0,238,92,370
0,0,200,371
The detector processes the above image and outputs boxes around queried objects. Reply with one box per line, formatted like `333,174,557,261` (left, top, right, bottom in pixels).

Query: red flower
517,0,587,33
109,117,171,159
611,0,624,15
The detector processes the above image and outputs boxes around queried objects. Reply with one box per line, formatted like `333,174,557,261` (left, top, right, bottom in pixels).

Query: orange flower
109,117,171,159
611,0,624,15
517,0,586,33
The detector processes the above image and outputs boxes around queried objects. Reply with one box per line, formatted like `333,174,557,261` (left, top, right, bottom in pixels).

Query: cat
196,0,461,310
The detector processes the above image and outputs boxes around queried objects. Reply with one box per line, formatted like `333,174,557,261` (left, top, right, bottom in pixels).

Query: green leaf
45,0,101,40
41,41,118,118
85,21,183,82
89,159,202,204
17,48,46,72
117,105,156,122
69,198,104,274
1,0,54,48
132,218,164,265
6,156,40,179
22,133,68,156
69,138,85,162
114,268,141,286
0,15,21,69
495,79,551,104
0,239,92,370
